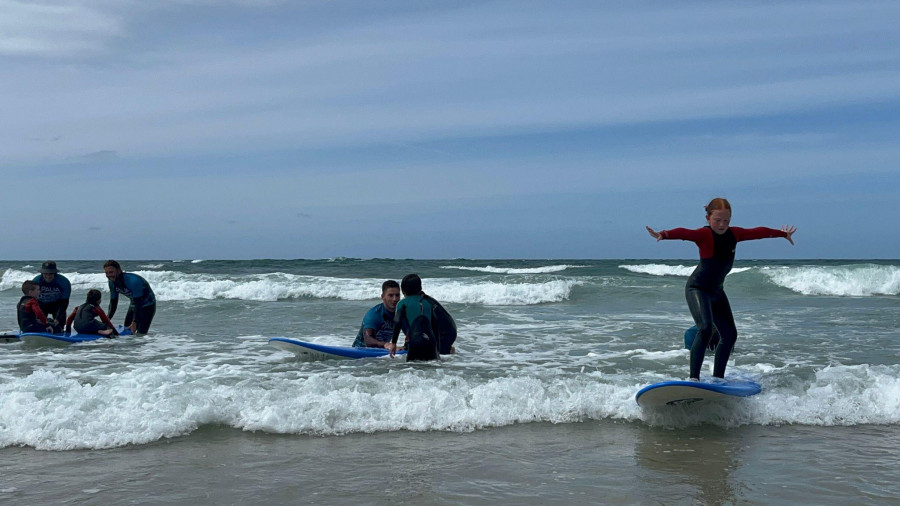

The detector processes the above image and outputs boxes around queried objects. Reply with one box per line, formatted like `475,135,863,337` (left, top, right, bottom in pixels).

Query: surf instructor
646,198,796,381
352,280,401,350
104,260,157,335
33,261,70,330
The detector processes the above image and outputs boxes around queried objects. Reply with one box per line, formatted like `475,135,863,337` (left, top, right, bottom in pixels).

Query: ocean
1,259,898,504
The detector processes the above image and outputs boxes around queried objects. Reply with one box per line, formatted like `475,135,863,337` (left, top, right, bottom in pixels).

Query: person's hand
46,326,55,333
388,342,397,357
646,226,662,241
782,225,797,245
128,322,137,333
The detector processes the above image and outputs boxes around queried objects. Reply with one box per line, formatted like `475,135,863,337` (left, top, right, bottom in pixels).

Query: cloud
1,2,898,258
3,1,899,167
0,0,124,57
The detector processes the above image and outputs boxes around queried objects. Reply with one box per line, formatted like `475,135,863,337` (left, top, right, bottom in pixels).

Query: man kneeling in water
352,280,401,349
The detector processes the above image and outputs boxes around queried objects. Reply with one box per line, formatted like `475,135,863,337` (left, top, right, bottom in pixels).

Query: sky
1,0,898,260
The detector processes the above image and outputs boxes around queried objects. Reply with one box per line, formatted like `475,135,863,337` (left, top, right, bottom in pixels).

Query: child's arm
659,227,709,241
65,307,77,333
389,304,406,357
646,226,708,242
93,307,119,336
27,299,50,326
732,226,796,245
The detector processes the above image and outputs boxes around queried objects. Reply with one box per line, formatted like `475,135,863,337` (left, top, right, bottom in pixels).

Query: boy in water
389,274,446,361
66,289,119,337
17,281,57,333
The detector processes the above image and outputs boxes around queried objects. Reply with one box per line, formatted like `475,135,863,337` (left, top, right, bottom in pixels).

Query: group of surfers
13,198,798,376
16,261,455,361
17,260,157,337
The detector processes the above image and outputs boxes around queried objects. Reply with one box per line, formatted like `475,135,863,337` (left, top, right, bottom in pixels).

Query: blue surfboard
19,327,133,346
268,337,407,361
635,378,761,407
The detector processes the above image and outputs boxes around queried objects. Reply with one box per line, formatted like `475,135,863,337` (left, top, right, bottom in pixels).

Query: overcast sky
2,0,898,260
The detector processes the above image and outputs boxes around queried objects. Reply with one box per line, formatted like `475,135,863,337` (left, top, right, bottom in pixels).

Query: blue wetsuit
33,274,71,323
108,272,157,334
352,303,395,348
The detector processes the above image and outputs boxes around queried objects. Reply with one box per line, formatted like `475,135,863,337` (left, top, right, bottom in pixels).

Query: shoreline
3,421,898,504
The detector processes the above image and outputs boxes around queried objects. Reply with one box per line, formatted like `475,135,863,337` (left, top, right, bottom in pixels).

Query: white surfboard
635,379,761,408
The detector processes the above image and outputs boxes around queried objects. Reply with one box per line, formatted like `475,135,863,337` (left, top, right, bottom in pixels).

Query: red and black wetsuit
660,226,787,378
17,296,50,333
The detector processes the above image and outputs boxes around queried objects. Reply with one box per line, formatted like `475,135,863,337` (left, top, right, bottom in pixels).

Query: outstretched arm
733,225,798,245
782,225,797,245
646,226,662,241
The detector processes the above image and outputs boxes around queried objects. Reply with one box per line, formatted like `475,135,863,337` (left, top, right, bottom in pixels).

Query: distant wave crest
763,264,900,296
619,264,752,277
440,264,584,274
619,264,695,277
0,269,578,305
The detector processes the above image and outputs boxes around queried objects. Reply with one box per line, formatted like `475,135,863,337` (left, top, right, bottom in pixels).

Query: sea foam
2,361,897,450
620,264,751,277
440,265,585,274
0,269,579,305
763,264,900,296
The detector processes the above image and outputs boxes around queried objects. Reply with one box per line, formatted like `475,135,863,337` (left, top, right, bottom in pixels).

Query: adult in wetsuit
352,280,401,349
647,198,796,379
33,261,70,329
103,260,157,335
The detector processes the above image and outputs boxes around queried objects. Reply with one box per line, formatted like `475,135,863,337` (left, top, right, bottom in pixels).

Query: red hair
705,198,731,217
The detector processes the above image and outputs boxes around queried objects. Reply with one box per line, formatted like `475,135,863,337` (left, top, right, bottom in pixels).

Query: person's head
21,280,40,297
40,260,58,282
86,289,102,305
704,198,732,235
381,280,401,312
103,260,122,281
400,274,422,297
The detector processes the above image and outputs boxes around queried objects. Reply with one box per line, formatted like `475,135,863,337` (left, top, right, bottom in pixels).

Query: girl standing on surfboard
646,198,797,380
